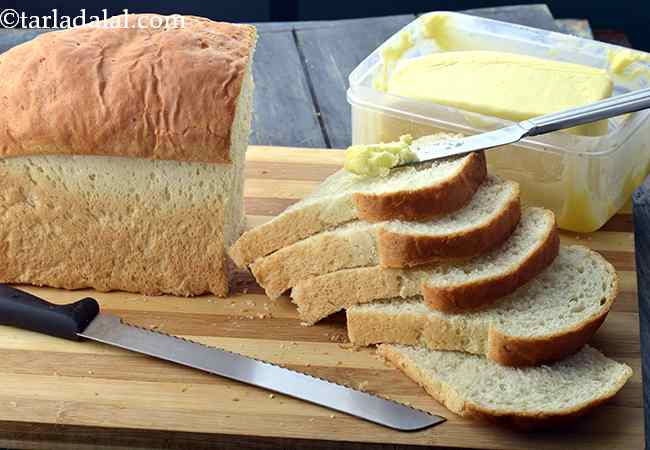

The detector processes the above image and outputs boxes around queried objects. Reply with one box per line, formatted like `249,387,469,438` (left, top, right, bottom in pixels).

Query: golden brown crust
461,395,617,430
488,315,606,367
378,184,521,268
0,15,256,164
353,152,487,222
423,212,560,313
487,252,618,367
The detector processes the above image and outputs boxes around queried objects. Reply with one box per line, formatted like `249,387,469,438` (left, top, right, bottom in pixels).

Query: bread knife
0,284,445,431
400,86,650,164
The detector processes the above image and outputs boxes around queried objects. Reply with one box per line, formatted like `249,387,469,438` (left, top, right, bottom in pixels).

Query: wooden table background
0,4,645,450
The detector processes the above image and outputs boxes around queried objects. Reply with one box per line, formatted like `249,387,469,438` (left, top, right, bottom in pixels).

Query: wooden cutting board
0,146,642,450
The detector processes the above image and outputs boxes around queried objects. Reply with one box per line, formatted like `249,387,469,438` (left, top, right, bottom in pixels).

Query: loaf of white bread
230,133,631,425
0,14,256,296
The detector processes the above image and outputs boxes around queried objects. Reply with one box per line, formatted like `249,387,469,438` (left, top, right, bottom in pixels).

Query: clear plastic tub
347,11,650,232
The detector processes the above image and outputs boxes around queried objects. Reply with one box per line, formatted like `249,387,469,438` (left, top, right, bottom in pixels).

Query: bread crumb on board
328,333,347,343
338,342,362,351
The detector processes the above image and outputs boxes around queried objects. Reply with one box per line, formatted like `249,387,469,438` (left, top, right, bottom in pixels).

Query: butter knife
0,284,445,431
404,86,650,164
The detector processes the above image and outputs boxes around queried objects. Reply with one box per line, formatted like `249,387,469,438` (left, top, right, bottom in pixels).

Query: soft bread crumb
378,344,632,422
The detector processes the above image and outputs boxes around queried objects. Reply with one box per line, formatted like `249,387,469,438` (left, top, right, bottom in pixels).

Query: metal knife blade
79,314,445,431
405,123,529,164
0,284,445,431
400,87,650,165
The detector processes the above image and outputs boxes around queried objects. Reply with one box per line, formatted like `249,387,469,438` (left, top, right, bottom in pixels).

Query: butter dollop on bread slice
250,176,520,298
229,133,487,268
291,207,558,324
349,246,617,366
0,15,257,296
378,344,631,426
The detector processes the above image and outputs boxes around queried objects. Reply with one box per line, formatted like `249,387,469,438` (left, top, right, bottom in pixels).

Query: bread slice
378,344,632,427
250,176,520,298
229,134,487,268
348,246,617,366
378,176,520,268
292,207,558,324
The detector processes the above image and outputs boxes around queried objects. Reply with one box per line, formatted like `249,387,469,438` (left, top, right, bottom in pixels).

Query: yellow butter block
387,51,612,136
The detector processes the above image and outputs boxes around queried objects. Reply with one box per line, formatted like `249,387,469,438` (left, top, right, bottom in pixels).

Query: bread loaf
0,15,257,296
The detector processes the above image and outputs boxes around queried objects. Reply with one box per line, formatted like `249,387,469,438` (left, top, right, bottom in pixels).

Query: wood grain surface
0,146,642,450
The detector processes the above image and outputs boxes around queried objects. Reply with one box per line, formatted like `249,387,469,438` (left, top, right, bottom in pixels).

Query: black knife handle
0,284,99,340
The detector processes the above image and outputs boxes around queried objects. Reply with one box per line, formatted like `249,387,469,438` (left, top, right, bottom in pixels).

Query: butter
374,32,414,91
386,51,613,136
422,13,455,51
344,134,416,177
608,48,650,82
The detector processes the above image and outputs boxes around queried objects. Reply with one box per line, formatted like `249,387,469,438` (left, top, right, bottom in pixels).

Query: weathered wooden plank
556,18,594,39
254,16,416,33
462,4,559,31
295,15,415,149
251,30,326,147
0,29,51,54
633,179,650,449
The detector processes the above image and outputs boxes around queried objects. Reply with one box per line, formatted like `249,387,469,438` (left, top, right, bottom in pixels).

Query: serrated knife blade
0,285,444,431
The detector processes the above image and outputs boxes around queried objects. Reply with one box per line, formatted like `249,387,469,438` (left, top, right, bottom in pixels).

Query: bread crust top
0,14,256,164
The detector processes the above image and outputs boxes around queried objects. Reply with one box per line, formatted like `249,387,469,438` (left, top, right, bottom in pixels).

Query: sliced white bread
378,344,632,427
348,246,617,366
229,134,487,268
292,207,559,324
251,176,520,298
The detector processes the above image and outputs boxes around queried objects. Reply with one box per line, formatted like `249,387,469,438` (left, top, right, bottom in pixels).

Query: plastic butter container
347,11,650,232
